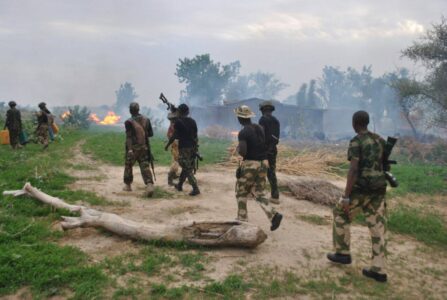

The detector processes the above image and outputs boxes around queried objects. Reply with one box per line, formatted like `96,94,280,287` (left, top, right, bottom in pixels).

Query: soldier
327,111,388,283
166,111,180,186
165,104,200,196
234,105,283,231
123,102,155,197
4,101,22,149
36,102,50,149
258,101,280,204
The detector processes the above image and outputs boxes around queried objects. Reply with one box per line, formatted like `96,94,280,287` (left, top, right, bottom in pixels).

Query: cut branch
3,183,267,248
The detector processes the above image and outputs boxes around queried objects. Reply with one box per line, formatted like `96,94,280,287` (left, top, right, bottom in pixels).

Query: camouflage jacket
348,131,387,192
125,114,153,149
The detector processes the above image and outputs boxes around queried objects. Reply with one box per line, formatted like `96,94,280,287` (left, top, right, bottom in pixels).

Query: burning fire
89,112,121,125
60,111,71,120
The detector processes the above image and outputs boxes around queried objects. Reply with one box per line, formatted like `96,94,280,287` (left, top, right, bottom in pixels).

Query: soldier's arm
165,121,177,150
344,159,359,198
124,121,133,151
237,130,248,157
4,110,11,129
193,120,198,145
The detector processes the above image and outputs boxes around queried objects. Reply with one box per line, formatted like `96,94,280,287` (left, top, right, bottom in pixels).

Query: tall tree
115,82,138,112
396,17,447,129
226,71,288,100
176,54,240,105
296,83,307,107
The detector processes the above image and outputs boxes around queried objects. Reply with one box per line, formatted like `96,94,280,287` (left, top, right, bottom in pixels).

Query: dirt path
61,144,447,297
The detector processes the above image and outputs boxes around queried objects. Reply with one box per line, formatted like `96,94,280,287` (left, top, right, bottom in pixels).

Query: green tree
396,17,447,129
176,54,240,105
115,82,138,111
226,71,288,100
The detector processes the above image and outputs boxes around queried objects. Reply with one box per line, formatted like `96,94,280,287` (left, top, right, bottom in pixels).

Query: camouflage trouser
169,141,180,177
333,191,387,274
8,129,20,149
36,124,49,146
178,147,198,188
267,149,278,198
124,144,154,185
235,160,276,221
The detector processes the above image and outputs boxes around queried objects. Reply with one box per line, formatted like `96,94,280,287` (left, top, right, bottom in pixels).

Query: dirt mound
286,179,343,206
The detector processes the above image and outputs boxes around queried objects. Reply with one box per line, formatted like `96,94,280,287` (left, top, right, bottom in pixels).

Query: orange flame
89,112,121,125
60,111,71,120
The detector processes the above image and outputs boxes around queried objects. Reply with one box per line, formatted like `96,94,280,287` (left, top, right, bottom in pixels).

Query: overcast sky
0,0,445,107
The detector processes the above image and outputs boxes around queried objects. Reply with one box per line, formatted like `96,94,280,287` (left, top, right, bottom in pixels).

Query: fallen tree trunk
283,179,343,207
3,183,267,248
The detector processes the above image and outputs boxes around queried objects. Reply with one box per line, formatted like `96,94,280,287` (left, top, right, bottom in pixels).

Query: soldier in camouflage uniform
167,111,180,186
36,102,50,149
234,105,283,231
123,102,155,197
259,101,280,204
165,104,200,196
327,111,388,283
4,101,22,149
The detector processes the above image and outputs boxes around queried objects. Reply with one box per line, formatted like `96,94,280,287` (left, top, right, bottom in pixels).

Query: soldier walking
327,111,388,283
166,111,180,186
165,104,200,196
234,105,282,231
259,101,280,204
36,102,50,149
4,101,22,149
123,102,155,197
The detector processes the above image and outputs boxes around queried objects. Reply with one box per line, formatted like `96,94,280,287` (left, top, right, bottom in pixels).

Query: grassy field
82,130,231,166
1,128,446,299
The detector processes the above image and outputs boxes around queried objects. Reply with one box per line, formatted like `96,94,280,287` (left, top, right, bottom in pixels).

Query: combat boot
189,186,200,196
362,268,387,283
146,183,154,197
270,212,283,231
123,184,132,192
326,253,352,265
174,183,183,192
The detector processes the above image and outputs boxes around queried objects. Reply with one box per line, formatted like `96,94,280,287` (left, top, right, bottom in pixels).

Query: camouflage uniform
4,107,22,149
178,147,198,187
332,131,387,274
123,115,154,186
236,160,277,221
36,111,49,147
167,121,180,184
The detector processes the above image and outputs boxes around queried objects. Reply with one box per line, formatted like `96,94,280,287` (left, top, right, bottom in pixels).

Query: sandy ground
52,146,447,298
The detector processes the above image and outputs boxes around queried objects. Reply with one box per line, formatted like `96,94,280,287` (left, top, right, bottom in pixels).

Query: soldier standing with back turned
123,102,155,197
234,105,282,231
259,101,280,204
4,101,22,150
165,104,200,196
327,111,388,283
36,102,50,150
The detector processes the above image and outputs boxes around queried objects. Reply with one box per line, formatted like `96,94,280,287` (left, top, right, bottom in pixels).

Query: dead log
3,183,267,248
285,179,343,206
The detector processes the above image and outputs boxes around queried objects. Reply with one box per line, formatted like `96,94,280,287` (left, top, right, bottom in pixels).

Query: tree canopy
115,82,138,112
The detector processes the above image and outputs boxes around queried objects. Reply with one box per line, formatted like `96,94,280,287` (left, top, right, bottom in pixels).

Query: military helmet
8,101,17,108
178,103,189,115
129,102,140,113
234,105,255,119
259,100,275,111
38,102,46,109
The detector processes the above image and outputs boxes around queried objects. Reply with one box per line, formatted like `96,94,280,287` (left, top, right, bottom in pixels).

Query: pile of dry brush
222,143,346,178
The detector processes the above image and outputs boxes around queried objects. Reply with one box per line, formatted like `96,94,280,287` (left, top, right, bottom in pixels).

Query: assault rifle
383,137,398,188
159,93,177,113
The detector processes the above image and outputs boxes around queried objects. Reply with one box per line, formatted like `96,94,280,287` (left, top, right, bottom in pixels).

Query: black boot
326,253,352,265
270,213,283,231
189,186,200,196
362,268,387,283
174,183,183,191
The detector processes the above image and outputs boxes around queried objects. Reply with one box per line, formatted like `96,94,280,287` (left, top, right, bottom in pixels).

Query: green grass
82,131,231,166
0,130,109,298
388,205,447,247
